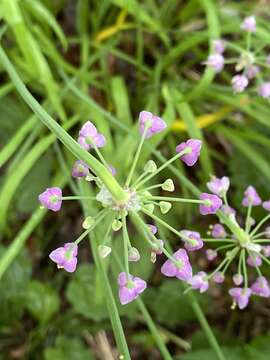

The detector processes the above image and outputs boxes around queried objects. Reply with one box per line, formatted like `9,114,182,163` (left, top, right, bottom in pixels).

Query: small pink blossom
211,224,226,238
251,276,270,297
246,65,260,79
263,200,270,211
229,287,251,309
78,121,106,150
49,243,78,272
180,230,203,251
258,82,270,98
206,249,217,261
176,139,202,166
189,271,209,293
233,274,243,286
161,249,192,282
247,253,262,267
242,186,262,207
199,193,222,215
213,39,225,54
213,272,225,284
139,111,167,138
207,176,230,196
241,16,256,32
118,272,147,305
262,246,270,257
148,224,157,235
39,187,62,212
72,160,89,178
232,75,249,93
203,54,224,73
221,205,236,217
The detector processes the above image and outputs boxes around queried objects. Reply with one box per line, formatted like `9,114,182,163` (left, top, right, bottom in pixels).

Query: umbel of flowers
204,15,270,98
39,112,270,309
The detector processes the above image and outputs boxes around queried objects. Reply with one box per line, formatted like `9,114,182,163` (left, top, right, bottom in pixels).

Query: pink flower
207,176,230,196
189,271,209,293
39,187,62,212
258,82,270,98
221,205,236,217
180,230,203,251
161,249,192,282
232,75,249,93
176,139,202,166
242,186,262,207
247,253,262,267
233,274,243,286
203,54,224,73
241,16,256,32
206,249,217,261
199,193,222,215
49,243,78,272
213,39,225,54
229,287,251,309
148,224,157,235
251,276,270,297
262,200,270,211
211,224,226,238
262,246,270,257
139,111,167,138
72,160,89,178
213,272,225,284
246,65,260,79
118,272,147,305
78,121,106,150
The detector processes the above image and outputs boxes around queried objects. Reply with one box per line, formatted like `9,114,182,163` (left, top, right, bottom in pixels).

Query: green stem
135,150,189,189
136,298,174,360
125,126,148,187
143,196,205,204
202,238,235,243
0,45,128,204
61,196,96,200
121,212,131,277
245,203,252,233
250,214,270,236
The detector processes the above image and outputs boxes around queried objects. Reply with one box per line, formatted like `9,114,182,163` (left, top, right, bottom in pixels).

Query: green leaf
178,347,247,360
0,245,31,324
44,336,94,360
145,280,198,327
66,264,108,321
26,280,60,325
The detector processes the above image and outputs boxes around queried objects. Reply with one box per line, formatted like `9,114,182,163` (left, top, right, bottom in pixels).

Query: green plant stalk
78,181,131,360
0,45,128,204
136,299,173,360
188,291,225,360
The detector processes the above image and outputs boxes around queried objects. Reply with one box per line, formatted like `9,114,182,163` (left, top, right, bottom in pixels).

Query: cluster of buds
204,15,270,98
39,112,223,305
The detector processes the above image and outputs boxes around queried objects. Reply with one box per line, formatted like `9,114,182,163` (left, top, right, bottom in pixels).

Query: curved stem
0,45,128,204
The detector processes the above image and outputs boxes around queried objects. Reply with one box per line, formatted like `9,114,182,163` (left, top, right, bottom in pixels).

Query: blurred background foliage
0,0,270,359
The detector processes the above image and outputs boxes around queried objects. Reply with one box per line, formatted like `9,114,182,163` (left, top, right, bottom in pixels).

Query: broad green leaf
26,280,60,325
66,264,108,321
0,245,31,324
44,336,94,360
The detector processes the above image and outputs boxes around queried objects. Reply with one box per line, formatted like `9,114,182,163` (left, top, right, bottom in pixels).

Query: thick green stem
0,45,128,204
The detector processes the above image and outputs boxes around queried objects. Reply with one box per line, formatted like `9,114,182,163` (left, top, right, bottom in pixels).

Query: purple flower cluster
203,16,270,98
